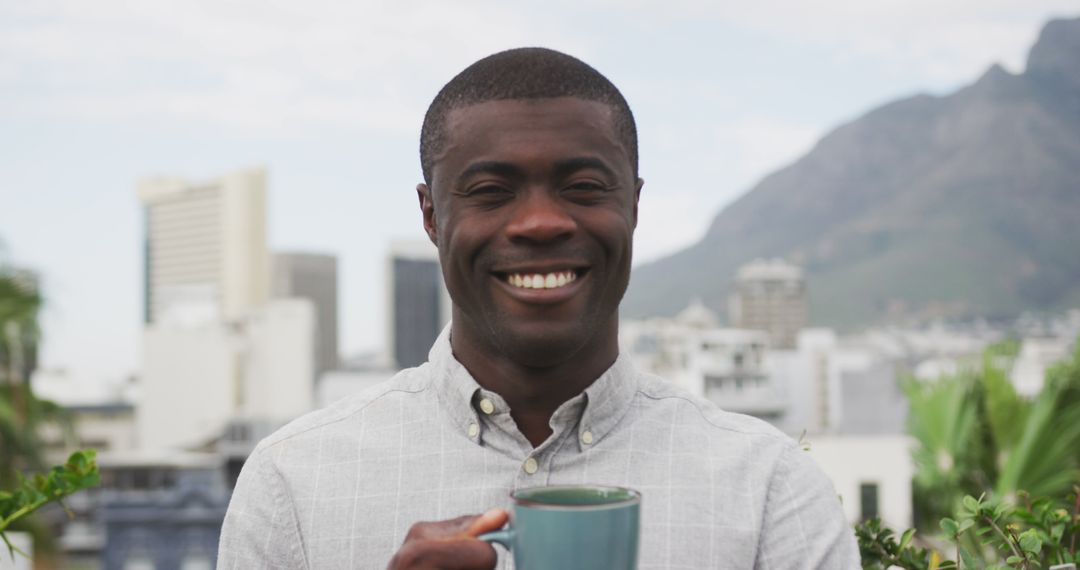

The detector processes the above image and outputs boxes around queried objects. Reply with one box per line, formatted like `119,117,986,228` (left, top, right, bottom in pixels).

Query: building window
860,482,880,520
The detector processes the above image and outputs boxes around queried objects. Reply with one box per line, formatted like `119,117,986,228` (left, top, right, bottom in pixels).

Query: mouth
492,267,589,291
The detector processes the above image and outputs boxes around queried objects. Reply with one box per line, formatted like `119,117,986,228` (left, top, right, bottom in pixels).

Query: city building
39,451,230,569
136,168,315,451
97,452,230,570
136,299,314,451
137,167,269,326
137,322,241,451
387,241,450,370
272,252,339,378
242,299,316,420
621,301,915,529
33,369,139,465
806,435,914,532
729,258,807,349
621,304,780,419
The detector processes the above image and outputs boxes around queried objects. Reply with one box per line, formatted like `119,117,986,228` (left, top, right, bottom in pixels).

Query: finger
407,515,479,541
461,508,510,538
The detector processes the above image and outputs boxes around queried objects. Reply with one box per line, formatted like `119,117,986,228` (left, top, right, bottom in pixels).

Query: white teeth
506,271,578,290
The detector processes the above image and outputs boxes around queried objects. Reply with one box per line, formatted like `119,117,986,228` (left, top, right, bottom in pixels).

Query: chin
493,324,593,368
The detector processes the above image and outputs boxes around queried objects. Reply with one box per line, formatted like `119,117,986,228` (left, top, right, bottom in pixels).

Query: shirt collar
428,323,639,450
429,325,485,439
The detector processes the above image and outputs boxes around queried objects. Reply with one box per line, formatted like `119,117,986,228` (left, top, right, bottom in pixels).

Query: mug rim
510,484,642,511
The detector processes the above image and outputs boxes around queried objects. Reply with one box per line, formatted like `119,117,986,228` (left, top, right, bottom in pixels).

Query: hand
387,508,510,570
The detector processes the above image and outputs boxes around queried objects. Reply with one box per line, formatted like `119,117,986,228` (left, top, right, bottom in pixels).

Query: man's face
419,97,642,367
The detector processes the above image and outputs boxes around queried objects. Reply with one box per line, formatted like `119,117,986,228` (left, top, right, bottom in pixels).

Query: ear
417,183,438,246
632,178,644,229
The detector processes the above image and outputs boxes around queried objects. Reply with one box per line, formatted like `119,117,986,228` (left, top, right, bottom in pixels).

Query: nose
504,189,577,244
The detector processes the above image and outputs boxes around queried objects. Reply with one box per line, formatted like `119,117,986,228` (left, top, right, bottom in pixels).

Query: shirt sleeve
755,443,861,569
217,445,309,569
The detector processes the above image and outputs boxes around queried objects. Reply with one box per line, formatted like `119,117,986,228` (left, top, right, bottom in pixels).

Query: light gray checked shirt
218,327,860,569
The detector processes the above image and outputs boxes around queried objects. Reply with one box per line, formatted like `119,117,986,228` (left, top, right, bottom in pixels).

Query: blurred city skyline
1,0,1077,387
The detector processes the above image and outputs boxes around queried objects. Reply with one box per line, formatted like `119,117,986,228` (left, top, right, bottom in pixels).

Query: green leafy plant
855,517,938,570
907,340,1080,529
0,449,100,559
857,487,1080,569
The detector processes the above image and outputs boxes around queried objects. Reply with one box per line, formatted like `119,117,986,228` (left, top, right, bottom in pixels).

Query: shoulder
632,370,798,452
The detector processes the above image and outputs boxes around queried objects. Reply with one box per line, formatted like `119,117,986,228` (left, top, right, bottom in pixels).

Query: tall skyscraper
135,168,314,451
137,167,269,325
729,258,807,349
272,252,339,378
387,242,450,370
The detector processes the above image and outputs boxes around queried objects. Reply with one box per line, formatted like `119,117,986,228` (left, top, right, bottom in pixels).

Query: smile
504,270,579,290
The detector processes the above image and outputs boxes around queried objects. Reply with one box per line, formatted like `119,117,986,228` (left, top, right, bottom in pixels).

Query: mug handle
477,528,514,550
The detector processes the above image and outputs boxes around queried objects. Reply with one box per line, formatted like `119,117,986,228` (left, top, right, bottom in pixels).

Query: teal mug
478,485,641,570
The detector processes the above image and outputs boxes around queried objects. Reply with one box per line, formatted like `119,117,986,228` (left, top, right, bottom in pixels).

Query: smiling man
420,93,641,451
218,48,860,569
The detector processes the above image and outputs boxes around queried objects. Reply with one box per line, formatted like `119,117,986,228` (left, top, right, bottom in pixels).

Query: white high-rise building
137,168,269,326
135,168,315,451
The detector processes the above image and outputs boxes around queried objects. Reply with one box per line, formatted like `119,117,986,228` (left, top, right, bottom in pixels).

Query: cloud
703,0,1077,79
0,0,580,133
5,0,1074,136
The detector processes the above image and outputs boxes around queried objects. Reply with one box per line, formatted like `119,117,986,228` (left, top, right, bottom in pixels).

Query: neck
450,318,619,448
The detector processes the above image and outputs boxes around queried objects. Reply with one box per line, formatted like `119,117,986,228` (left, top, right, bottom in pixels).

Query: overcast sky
1,0,1077,388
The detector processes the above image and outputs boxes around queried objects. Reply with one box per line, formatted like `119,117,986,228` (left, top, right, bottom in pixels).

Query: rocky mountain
623,17,1080,328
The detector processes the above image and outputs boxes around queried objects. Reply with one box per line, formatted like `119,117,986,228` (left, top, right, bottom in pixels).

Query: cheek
439,221,499,284
590,214,635,255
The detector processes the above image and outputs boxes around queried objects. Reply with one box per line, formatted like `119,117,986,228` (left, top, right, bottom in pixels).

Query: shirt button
523,457,539,474
479,398,495,415
468,423,479,438
581,430,594,445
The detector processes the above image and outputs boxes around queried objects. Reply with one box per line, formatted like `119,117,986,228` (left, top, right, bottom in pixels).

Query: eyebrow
457,161,525,184
552,157,618,179
455,156,620,186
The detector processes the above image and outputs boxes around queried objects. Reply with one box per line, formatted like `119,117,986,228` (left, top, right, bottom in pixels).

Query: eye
468,184,512,196
563,179,613,202
458,183,515,207
567,181,607,191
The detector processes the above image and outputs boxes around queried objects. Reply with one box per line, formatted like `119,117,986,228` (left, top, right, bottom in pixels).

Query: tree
0,257,80,562
0,263,65,489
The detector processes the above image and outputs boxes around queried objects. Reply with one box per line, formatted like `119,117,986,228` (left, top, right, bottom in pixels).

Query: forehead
433,97,630,181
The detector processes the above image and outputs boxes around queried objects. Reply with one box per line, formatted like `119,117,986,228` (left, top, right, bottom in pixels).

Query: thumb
461,508,510,538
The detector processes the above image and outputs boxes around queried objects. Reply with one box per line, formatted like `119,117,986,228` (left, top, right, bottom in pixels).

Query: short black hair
420,47,638,187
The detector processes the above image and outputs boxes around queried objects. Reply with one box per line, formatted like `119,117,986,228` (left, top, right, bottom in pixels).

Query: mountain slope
624,17,1080,328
